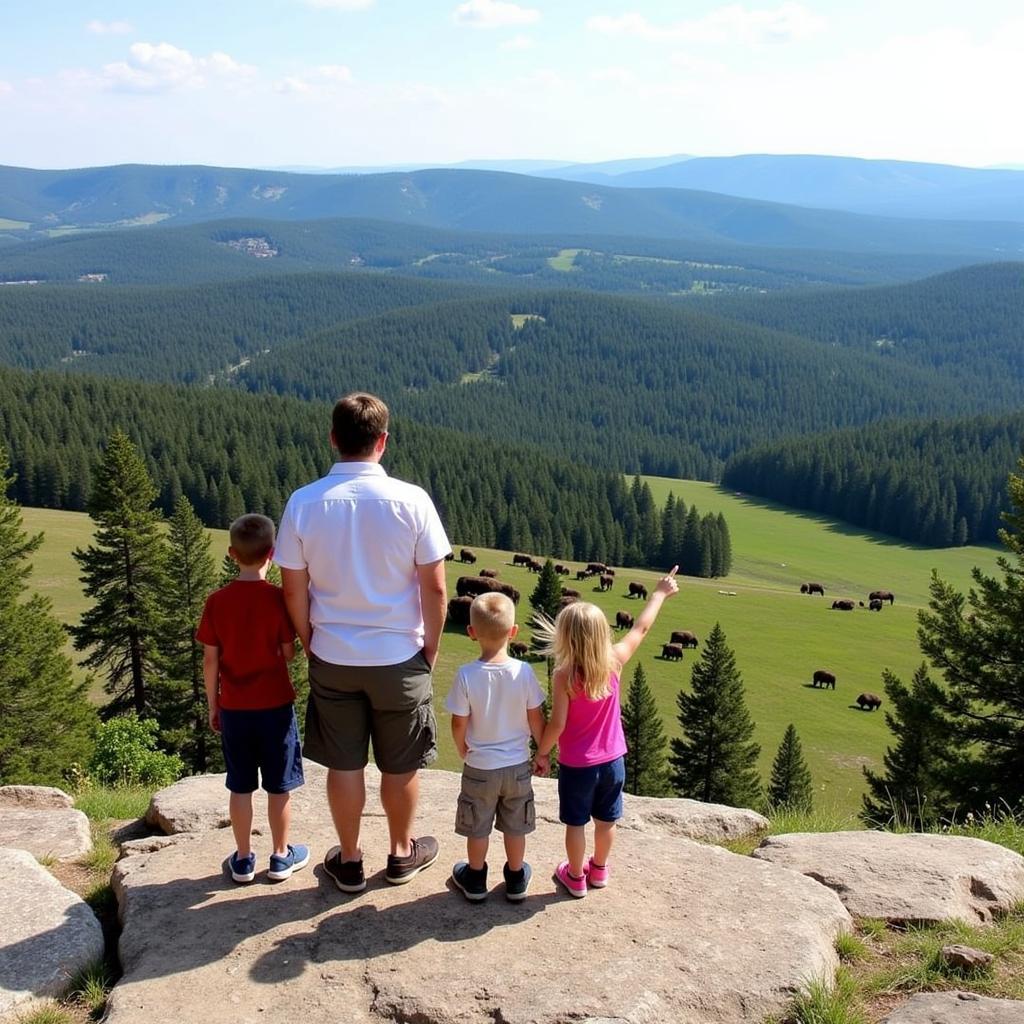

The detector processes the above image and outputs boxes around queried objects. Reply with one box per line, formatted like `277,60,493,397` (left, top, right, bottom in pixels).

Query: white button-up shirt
274,461,452,666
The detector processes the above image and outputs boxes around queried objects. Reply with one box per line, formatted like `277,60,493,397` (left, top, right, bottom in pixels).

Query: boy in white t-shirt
445,592,546,902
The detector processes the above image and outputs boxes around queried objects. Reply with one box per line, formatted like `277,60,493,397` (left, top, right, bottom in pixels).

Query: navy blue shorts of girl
219,703,304,795
557,755,625,825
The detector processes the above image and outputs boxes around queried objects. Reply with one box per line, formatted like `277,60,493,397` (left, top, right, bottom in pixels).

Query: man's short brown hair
229,513,276,566
332,393,389,457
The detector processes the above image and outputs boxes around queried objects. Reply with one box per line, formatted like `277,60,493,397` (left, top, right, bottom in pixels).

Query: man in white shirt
276,393,451,892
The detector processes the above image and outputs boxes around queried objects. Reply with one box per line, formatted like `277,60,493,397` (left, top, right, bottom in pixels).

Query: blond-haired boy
444,592,546,901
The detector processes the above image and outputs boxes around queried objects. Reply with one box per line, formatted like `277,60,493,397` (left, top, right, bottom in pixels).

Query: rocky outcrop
882,991,1024,1022
0,785,75,810
147,761,768,843
752,831,1024,924
112,767,849,1024
0,847,104,1021
0,807,92,862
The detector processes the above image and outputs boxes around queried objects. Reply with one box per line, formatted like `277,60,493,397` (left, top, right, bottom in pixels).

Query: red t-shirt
196,580,296,711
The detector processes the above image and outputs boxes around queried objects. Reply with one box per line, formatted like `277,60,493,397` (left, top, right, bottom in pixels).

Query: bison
628,581,648,600
509,641,529,659
576,569,591,581
445,552,455,562
479,568,499,579
561,588,580,599
512,553,532,567
559,594,579,608
587,562,609,575
456,576,520,604
527,559,543,573
446,596,473,625
802,582,826,596
599,574,613,591
868,598,883,612
459,548,477,564
812,670,836,690
615,611,634,629
555,564,571,576
661,643,684,661
869,590,895,605
832,599,855,611
856,692,882,711
670,630,698,648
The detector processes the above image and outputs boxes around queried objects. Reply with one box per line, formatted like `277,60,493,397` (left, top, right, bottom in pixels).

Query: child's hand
656,565,680,599
533,753,550,777
208,707,221,733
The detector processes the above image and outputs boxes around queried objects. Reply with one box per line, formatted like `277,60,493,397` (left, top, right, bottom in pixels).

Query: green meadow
22,486,1003,817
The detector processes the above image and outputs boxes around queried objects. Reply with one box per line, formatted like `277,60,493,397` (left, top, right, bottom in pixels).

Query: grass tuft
789,968,868,1024
74,785,152,823
15,1006,74,1024
68,963,111,1019
83,880,116,916
79,827,118,875
835,932,869,963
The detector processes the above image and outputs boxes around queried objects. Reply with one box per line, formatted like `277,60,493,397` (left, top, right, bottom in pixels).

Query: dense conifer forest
722,411,1024,545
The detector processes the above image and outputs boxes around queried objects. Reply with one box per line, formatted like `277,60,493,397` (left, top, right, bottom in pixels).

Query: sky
2,0,1023,170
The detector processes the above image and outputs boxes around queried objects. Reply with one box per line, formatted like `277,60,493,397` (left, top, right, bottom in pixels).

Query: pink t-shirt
557,671,628,768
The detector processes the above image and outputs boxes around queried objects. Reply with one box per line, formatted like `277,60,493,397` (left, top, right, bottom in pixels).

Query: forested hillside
0,215,963,290
236,289,1024,479
722,411,1024,545
0,363,691,567
706,262,1024,382
3,163,1024,255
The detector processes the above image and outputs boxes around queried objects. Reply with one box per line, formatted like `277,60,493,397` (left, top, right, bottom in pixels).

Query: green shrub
87,715,183,788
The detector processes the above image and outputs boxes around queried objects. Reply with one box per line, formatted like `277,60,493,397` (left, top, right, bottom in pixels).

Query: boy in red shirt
197,513,309,884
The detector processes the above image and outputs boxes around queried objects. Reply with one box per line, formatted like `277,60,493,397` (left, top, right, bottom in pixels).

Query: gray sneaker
452,861,488,901
385,836,439,885
503,861,531,902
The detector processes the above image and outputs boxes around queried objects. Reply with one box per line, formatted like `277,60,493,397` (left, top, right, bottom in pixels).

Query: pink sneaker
554,861,587,898
587,857,609,888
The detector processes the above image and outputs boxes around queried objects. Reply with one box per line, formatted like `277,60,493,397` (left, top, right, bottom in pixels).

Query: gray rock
147,762,768,843
110,769,851,1024
940,944,995,972
0,785,74,810
0,807,92,862
0,847,105,1021
882,991,1024,1022
752,831,1024,924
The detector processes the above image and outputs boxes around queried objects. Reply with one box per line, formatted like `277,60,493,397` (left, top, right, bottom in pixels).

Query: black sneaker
323,848,366,893
451,861,488,901
385,836,439,885
503,861,532,902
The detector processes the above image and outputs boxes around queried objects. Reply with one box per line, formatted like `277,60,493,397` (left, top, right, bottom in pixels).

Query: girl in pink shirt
536,567,679,897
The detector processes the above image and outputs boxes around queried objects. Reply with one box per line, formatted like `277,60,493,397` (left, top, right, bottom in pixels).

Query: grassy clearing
510,313,545,329
22,485,1003,816
546,248,583,271
74,786,154,823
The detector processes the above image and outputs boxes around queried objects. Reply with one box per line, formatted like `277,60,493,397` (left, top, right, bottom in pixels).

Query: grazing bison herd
445,549,888,714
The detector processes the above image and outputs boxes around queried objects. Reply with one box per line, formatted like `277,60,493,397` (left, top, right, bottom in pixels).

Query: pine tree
156,496,218,772
218,552,239,586
680,506,702,578
716,512,733,576
530,558,564,621
767,724,813,813
0,448,95,784
670,622,762,808
71,430,168,716
860,664,952,827
915,456,1024,808
622,663,670,796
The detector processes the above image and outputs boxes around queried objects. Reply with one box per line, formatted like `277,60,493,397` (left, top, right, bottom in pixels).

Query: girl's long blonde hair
533,602,617,699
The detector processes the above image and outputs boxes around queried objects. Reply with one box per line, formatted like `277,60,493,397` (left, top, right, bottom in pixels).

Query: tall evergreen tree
529,558,564,621
0,448,95,784
716,512,733,576
680,505,702,577
914,459,1024,808
767,724,813,812
622,663,671,796
860,664,951,827
71,429,168,716
670,622,762,808
157,496,218,772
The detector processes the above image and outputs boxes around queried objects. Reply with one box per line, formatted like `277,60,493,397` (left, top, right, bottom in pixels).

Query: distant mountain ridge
2,163,1024,257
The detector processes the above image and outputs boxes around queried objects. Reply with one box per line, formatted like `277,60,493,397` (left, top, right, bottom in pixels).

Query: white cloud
274,65,353,96
102,42,256,93
499,34,535,51
276,76,313,94
302,0,375,9
587,3,826,46
454,0,540,30
0,80,12,98
86,19,133,35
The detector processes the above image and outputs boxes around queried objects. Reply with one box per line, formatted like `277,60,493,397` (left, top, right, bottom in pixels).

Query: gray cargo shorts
304,650,437,775
455,760,536,838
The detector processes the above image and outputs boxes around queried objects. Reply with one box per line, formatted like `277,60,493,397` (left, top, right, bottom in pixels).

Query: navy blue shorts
557,755,626,826
220,704,304,795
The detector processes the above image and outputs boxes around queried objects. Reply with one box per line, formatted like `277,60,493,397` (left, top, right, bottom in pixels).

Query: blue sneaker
229,851,256,884
268,843,310,881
